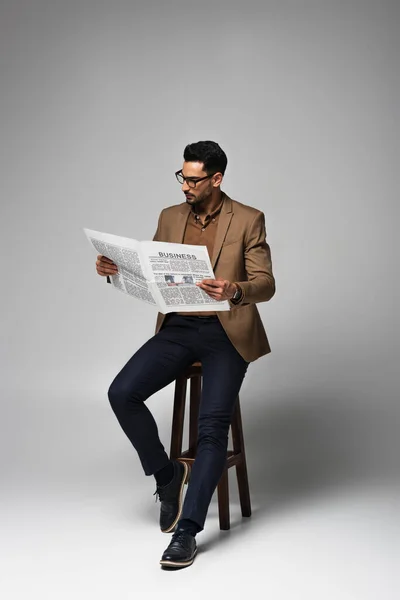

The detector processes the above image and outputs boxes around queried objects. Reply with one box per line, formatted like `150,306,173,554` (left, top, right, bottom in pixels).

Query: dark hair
183,140,227,176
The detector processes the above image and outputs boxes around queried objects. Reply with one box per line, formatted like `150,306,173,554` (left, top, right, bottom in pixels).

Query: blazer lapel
172,203,191,242
211,193,233,268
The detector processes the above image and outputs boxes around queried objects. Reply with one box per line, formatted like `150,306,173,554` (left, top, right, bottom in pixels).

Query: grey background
0,0,398,597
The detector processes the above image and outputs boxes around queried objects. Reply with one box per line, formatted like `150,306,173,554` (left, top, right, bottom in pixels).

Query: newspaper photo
84,228,231,313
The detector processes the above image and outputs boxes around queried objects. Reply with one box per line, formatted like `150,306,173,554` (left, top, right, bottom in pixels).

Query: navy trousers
108,314,249,531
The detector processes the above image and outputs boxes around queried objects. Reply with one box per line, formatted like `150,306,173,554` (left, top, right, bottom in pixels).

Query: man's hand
96,254,118,276
196,278,237,301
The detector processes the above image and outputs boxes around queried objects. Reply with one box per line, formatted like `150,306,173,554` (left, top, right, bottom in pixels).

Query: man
96,140,275,569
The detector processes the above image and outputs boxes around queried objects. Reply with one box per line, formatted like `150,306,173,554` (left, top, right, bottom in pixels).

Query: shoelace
153,478,176,502
153,486,168,503
171,530,191,547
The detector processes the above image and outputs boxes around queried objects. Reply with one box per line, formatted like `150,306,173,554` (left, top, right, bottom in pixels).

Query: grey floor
1,386,398,599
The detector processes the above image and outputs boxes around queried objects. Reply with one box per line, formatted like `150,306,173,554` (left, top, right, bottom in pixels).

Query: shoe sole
161,460,190,534
160,548,198,568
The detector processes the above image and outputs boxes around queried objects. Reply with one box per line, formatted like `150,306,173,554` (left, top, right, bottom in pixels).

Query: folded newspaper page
84,228,231,313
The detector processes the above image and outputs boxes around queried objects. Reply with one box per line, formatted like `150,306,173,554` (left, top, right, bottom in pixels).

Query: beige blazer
153,191,276,362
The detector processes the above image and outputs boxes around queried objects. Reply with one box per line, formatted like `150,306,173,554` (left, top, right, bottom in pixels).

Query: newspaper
84,228,231,313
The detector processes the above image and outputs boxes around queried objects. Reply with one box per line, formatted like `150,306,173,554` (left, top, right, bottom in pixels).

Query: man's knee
108,379,123,411
197,414,231,449
108,377,142,412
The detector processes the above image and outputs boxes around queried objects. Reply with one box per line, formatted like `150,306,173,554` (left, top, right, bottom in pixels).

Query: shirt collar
191,192,225,221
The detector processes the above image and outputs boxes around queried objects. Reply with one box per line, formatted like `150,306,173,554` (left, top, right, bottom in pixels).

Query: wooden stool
170,361,251,530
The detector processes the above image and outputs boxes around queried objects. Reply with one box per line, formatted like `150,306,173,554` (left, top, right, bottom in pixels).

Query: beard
185,188,211,206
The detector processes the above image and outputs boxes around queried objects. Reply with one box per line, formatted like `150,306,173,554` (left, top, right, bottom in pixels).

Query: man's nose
181,181,190,192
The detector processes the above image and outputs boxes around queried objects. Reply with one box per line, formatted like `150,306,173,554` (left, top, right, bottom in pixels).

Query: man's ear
212,172,223,187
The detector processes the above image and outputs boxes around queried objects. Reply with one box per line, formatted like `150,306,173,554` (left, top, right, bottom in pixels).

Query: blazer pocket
222,238,242,248
234,301,252,310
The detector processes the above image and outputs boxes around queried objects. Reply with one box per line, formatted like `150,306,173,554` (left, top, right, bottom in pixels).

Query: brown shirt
175,197,224,316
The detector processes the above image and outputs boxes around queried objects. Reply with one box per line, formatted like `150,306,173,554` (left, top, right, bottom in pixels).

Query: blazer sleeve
232,211,275,305
152,209,164,242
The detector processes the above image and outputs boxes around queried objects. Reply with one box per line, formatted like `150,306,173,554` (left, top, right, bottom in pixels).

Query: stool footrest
178,450,242,468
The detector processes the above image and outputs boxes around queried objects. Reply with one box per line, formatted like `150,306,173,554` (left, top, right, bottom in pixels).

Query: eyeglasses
175,170,216,189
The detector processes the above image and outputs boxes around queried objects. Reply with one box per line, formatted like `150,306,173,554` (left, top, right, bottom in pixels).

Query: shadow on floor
198,388,397,551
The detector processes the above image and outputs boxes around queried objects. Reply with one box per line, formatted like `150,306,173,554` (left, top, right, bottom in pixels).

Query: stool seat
170,361,251,530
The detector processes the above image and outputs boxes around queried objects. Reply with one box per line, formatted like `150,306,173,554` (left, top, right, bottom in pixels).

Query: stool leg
188,375,201,457
217,468,230,530
231,398,252,518
170,376,187,460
